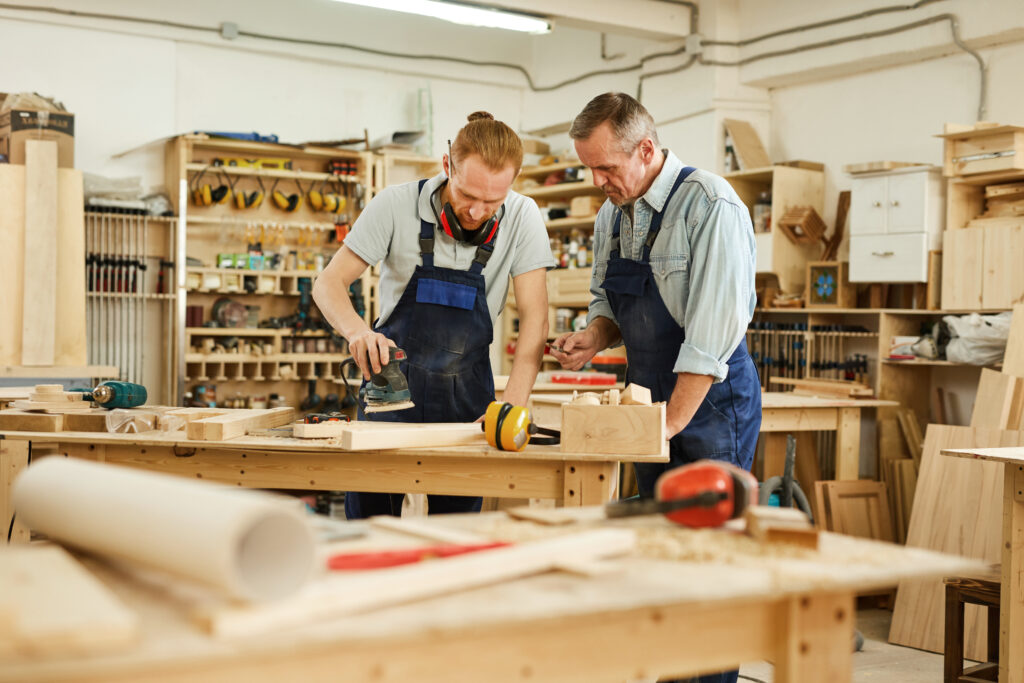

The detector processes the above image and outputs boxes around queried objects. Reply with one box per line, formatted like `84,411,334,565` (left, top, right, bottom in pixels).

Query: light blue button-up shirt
587,150,756,383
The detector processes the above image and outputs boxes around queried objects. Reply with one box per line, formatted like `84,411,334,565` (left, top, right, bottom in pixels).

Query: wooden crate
560,403,664,456
939,124,1024,178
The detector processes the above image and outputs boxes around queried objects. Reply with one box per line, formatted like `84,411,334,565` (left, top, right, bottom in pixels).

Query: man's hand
551,329,601,371
349,331,396,380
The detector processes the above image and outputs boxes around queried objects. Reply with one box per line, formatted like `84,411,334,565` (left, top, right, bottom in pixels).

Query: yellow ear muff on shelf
271,178,303,212
209,170,232,205
482,401,559,452
190,165,214,206
235,176,266,209
323,192,341,213
309,188,325,211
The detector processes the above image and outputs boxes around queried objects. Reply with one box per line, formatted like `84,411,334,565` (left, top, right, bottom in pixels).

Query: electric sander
340,346,414,414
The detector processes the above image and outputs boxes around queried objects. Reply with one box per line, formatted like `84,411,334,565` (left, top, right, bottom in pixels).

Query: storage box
0,96,75,168
570,195,604,217
939,124,1024,178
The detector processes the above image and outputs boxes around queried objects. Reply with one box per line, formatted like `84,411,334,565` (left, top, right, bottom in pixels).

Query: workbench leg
1,439,31,544
834,408,860,481
774,593,854,683
763,433,787,480
1001,463,1024,683
562,461,615,507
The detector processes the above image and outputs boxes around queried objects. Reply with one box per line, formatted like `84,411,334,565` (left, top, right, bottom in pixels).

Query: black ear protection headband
433,139,503,246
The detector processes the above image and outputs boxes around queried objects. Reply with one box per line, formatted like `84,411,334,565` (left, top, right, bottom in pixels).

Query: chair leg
945,585,965,683
987,604,999,664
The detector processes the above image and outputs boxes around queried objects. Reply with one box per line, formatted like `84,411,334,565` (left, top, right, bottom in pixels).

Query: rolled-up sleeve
587,203,618,327
675,198,754,382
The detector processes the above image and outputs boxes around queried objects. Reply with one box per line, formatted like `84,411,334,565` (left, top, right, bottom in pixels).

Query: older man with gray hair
552,94,760,682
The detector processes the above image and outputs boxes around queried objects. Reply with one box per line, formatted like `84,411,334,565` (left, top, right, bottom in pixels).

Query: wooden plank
619,383,652,405
1001,462,1024,683
0,546,137,659
1006,304,1024,377
186,407,294,441
971,367,1024,430
897,409,924,466
560,403,664,456
54,168,87,366
196,529,637,638
21,140,58,366
0,165,26,366
769,377,873,399
0,409,63,432
821,480,894,542
1,439,31,543
941,228,984,310
982,223,1024,310
842,161,926,174
927,250,942,310
889,425,1024,660
291,421,485,450
723,119,771,170
835,407,861,481
894,459,918,543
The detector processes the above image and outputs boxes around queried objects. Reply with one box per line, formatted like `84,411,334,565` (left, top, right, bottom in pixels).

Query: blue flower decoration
815,272,835,298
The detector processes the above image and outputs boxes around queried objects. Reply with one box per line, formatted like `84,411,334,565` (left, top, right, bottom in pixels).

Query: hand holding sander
340,346,414,414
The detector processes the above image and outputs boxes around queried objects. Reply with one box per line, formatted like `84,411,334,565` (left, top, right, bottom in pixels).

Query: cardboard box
0,97,75,168
570,195,603,217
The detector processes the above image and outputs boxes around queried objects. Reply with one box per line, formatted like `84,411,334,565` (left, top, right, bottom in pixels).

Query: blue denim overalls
602,166,761,683
345,179,496,519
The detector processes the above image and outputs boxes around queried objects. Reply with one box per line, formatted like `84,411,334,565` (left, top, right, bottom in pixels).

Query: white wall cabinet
849,167,944,283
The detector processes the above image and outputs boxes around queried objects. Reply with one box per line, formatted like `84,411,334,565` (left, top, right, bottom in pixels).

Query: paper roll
13,457,315,603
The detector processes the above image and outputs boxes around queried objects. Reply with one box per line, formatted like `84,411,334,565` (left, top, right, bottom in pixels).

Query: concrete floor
738,608,960,682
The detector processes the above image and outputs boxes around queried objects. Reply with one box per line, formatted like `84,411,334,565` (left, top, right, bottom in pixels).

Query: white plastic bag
943,312,1012,365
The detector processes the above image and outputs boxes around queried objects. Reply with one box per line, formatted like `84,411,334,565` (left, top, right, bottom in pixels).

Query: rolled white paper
13,457,315,602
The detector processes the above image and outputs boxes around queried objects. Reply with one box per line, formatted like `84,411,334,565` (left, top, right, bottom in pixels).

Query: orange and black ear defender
271,178,303,212
435,139,503,245
234,175,265,209
482,401,559,452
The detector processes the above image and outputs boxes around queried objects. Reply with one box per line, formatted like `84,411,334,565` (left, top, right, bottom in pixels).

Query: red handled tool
328,541,511,570
605,460,758,528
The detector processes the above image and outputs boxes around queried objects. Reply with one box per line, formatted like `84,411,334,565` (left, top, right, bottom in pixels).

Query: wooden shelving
545,215,597,231
185,162,360,184
520,180,604,201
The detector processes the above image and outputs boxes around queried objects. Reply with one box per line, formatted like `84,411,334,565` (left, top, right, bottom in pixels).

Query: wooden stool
944,573,1000,683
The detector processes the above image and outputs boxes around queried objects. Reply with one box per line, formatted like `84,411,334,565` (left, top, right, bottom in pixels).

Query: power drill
73,381,148,409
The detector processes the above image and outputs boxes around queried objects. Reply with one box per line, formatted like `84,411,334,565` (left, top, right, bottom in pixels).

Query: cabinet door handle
872,251,895,257
872,201,882,207
891,200,900,207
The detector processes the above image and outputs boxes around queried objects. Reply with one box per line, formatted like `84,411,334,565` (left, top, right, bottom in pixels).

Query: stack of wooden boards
769,377,874,399
888,303,1024,660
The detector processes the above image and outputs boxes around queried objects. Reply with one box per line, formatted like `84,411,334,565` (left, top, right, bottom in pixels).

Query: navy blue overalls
345,179,496,519
603,167,760,683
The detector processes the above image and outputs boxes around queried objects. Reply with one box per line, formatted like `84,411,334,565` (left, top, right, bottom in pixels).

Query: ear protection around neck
430,180,503,246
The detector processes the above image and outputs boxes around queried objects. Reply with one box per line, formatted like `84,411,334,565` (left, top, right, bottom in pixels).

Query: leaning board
889,425,1024,659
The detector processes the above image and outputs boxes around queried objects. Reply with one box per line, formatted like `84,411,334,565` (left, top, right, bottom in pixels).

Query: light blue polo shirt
343,172,555,326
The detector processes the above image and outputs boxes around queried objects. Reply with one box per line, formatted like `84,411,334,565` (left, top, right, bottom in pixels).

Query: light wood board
971,367,1024,430
560,403,664,455
0,545,137,660
1006,304,1024,377
185,407,294,441
941,228,984,310
291,421,485,450
889,425,1024,659
814,480,894,543
723,119,771,170
20,141,58,366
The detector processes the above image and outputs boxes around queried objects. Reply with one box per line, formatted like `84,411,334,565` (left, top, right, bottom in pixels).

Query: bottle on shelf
753,191,772,233
567,232,579,270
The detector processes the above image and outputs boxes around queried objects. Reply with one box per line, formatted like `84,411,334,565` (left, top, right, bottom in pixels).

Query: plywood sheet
21,141,58,366
889,425,1024,659
723,119,771,170
560,403,664,456
940,228,984,310
971,367,1024,430
817,480,894,542
0,545,137,659
1005,304,1024,377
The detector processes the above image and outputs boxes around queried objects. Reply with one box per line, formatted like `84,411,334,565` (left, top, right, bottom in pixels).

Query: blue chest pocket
415,278,477,311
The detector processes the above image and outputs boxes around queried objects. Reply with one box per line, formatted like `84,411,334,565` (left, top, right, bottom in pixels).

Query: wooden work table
1,511,980,683
530,391,898,481
942,446,1024,683
0,430,668,542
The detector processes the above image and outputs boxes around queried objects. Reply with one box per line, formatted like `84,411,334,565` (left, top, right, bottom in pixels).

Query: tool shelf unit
166,134,376,411
500,161,606,374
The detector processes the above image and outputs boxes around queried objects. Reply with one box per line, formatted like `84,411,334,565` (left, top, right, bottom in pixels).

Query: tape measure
481,401,560,451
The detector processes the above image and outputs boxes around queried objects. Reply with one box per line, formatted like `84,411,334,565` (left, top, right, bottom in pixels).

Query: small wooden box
570,195,604,217
805,261,855,308
939,124,1024,178
560,403,665,456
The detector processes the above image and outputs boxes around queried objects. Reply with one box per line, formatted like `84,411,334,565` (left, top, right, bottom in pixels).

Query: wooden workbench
529,392,898,481
0,430,668,542
942,446,1024,683
0,511,981,683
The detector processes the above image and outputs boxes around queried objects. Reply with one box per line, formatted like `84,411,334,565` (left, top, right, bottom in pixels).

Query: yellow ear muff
235,187,247,209
200,183,212,206
248,189,264,209
482,401,560,451
309,189,324,211
323,193,340,213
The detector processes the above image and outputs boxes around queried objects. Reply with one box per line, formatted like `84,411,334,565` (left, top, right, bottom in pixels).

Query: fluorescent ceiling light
330,0,552,34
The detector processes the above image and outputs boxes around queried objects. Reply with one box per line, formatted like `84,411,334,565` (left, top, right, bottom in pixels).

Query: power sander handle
604,490,728,518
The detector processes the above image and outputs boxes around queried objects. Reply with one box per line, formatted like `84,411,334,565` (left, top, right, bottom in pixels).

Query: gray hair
569,92,659,152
